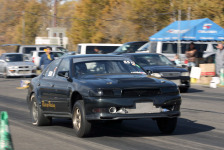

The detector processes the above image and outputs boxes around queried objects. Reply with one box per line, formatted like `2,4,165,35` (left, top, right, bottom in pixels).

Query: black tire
72,100,92,137
180,87,189,93
156,117,177,134
30,94,52,126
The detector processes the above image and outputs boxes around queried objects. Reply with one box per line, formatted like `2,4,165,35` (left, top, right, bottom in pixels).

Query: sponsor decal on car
42,101,56,108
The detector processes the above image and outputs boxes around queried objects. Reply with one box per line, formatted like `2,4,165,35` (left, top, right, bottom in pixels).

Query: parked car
137,41,218,63
112,41,148,54
0,53,36,78
122,53,190,92
30,51,64,69
27,54,181,137
77,43,122,54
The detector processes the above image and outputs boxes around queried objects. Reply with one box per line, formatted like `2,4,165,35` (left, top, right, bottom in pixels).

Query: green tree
23,0,42,44
68,0,109,45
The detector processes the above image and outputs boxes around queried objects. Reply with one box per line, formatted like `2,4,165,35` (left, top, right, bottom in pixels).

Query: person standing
94,47,103,54
215,43,224,76
185,42,197,68
39,46,55,70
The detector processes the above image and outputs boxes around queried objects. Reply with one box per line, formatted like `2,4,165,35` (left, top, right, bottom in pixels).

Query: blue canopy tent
150,18,224,41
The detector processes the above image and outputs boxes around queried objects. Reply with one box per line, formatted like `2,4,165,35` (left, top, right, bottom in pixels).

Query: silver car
0,53,37,78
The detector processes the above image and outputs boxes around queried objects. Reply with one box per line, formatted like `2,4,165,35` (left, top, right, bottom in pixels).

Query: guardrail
0,111,13,150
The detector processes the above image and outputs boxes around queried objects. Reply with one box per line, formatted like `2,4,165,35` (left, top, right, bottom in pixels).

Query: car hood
7,61,34,66
74,74,176,89
142,65,187,73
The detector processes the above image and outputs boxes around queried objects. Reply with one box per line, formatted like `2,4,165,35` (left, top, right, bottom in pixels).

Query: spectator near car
215,43,224,76
39,47,55,70
31,51,64,69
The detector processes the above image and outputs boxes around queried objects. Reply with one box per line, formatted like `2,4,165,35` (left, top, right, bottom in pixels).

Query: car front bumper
86,111,180,120
84,95,181,121
6,68,36,76
165,76,190,88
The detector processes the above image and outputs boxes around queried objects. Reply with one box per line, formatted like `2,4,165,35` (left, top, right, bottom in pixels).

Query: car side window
56,58,70,78
23,47,36,54
44,59,61,78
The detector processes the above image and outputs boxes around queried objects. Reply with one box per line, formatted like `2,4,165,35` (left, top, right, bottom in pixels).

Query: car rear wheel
30,94,52,126
156,117,177,134
72,100,92,137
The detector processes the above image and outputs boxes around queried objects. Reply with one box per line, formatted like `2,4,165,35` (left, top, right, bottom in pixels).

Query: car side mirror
58,71,72,82
58,71,69,77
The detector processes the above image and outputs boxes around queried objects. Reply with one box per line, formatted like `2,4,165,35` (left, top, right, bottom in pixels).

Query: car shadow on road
51,117,215,138
185,88,204,93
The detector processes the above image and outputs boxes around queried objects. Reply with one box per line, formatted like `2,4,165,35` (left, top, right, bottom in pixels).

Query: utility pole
187,7,191,20
53,0,57,27
177,9,181,60
22,11,25,44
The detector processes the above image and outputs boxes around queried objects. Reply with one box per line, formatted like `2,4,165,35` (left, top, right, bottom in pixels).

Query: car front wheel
156,117,177,134
30,94,52,126
72,100,92,137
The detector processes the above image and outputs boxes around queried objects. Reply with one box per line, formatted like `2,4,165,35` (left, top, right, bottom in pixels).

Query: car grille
160,72,180,77
122,88,161,97
19,66,29,69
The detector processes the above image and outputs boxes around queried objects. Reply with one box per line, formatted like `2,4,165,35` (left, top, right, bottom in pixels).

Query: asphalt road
0,77,224,150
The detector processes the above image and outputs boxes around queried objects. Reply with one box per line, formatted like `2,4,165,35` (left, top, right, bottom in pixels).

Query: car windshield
114,42,147,53
133,54,174,67
5,54,23,62
57,47,68,52
72,60,146,77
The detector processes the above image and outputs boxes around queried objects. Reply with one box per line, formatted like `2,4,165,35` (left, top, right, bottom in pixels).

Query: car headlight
89,89,114,97
151,73,162,78
8,66,18,69
181,72,189,76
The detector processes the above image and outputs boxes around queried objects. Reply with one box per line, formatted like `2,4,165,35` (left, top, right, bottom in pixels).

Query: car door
52,58,71,113
39,59,61,112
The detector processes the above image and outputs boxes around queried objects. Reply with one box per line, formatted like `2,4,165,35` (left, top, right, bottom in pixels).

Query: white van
77,43,122,54
137,41,218,61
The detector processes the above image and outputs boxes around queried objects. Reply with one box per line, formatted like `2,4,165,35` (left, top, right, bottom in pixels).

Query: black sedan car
27,54,181,137
122,53,190,92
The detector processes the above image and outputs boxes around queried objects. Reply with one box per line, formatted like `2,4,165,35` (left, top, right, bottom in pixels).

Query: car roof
20,45,63,47
122,53,160,56
2,53,23,55
64,54,123,59
123,41,148,44
32,51,64,53
77,43,122,46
